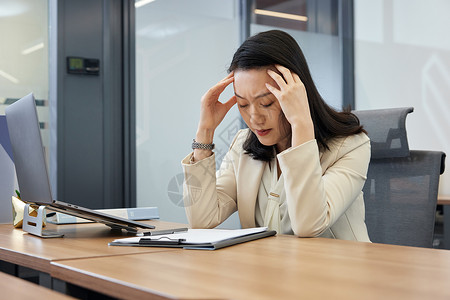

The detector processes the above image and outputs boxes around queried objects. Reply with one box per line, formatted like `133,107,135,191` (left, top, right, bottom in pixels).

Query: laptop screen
5,93,156,232
5,93,53,205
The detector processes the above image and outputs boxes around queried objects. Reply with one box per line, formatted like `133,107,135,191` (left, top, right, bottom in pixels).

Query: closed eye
262,102,274,108
238,104,248,108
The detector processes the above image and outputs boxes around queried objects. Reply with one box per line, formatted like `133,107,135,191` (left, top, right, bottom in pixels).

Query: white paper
112,227,268,244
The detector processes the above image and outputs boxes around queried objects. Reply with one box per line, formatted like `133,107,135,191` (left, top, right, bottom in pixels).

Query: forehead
233,68,276,97
234,68,270,84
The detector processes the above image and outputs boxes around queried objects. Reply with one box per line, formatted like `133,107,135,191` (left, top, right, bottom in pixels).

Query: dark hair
228,30,365,161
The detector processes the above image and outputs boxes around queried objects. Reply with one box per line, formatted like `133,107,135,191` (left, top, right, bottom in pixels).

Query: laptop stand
22,204,64,238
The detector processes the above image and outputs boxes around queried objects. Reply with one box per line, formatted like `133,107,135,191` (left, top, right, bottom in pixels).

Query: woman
182,30,371,242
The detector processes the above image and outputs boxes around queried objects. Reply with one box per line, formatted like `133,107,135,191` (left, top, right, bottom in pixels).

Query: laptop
5,93,155,232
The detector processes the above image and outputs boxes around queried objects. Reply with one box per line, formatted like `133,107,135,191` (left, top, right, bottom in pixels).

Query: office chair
353,108,446,248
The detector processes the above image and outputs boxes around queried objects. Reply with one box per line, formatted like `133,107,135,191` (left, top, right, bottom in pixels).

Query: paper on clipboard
109,227,276,250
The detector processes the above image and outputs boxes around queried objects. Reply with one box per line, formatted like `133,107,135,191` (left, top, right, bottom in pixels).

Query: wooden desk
0,271,75,300
437,195,450,205
51,235,450,300
0,220,183,273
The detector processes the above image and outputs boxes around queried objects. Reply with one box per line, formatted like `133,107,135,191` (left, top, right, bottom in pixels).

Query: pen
139,237,186,245
137,227,188,237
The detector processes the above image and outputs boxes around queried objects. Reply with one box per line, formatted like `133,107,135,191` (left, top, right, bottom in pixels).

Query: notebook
5,93,155,232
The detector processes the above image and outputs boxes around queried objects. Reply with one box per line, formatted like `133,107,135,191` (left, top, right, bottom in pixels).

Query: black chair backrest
354,108,446,247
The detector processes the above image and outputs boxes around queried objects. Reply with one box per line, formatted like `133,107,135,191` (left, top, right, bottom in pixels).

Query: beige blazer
182,129,371,242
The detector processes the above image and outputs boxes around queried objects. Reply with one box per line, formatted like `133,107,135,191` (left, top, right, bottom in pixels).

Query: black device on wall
67,57,100,75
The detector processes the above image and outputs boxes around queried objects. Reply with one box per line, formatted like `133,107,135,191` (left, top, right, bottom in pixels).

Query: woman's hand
265,65,314,147
196,72,237,143
193,73,236,162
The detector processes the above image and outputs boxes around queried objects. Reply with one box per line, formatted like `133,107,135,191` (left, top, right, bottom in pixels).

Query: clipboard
109,227,277,250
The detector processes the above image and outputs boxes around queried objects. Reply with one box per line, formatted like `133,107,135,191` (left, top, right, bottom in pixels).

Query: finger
267,69,287,90
265,83,281,100
223,95,237,111
208,76,234,98
222,72,234,81
218,72,234,84
274,64,295,84
292,72,301,83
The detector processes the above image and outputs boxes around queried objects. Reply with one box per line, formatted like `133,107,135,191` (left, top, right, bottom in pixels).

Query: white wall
135,0,242,228
355,0,450,196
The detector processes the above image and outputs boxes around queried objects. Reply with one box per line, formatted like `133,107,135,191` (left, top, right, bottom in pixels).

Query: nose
248,106,265,126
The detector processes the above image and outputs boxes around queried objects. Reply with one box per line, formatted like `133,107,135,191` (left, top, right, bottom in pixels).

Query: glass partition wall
0,0,49,157
354,0,450,210
135,0,242,225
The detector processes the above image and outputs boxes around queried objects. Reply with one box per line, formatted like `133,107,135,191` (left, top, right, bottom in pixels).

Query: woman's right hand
196,72,237,144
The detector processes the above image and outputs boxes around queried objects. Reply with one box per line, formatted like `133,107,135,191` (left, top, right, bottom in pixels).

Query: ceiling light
135,0,156,8
0,70,19,84
21,42,44,55
254,9,308,22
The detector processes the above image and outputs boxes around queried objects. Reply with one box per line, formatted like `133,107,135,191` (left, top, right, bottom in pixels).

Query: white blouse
254,158,294,235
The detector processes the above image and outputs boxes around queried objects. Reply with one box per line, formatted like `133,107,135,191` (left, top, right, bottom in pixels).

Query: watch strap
192,139,215,150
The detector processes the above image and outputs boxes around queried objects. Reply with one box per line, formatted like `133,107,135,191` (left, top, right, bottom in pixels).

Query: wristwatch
192,139,215,150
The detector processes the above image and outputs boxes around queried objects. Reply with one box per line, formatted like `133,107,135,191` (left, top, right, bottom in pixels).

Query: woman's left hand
265,65,315,146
